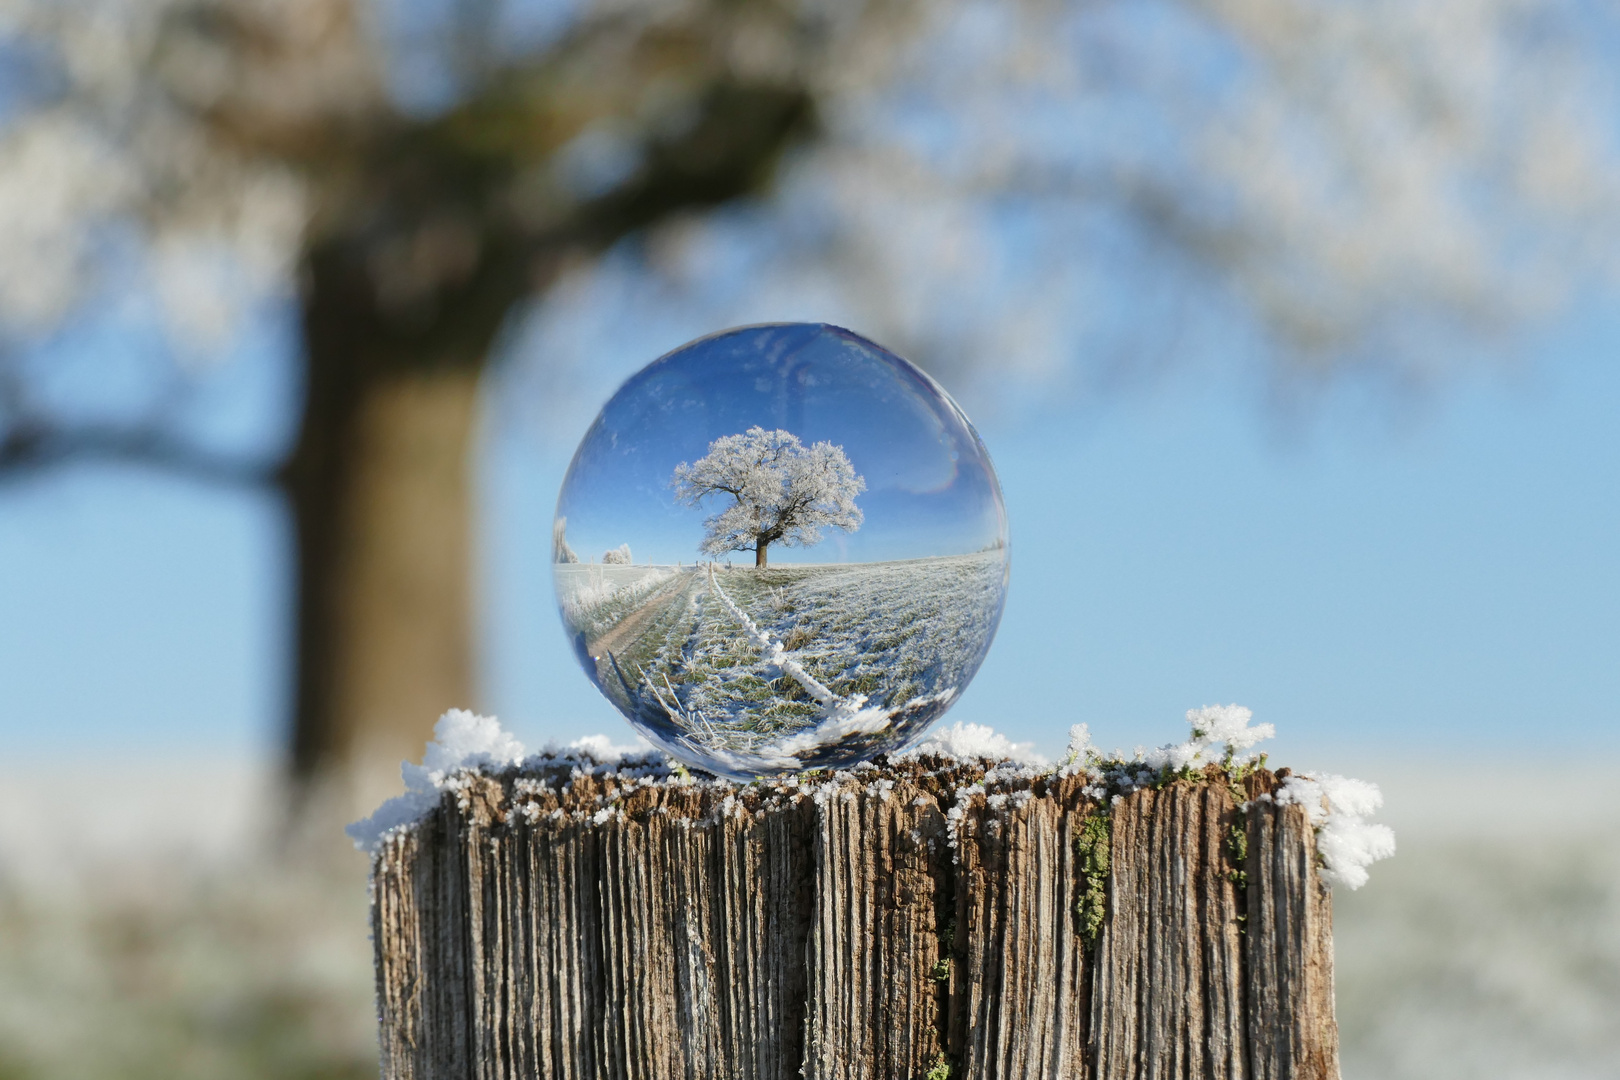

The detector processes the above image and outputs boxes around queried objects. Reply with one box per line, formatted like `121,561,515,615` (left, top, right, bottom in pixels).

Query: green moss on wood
1075,812,1112,946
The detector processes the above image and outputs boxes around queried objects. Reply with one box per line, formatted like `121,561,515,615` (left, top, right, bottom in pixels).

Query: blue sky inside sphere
554,324,1006,568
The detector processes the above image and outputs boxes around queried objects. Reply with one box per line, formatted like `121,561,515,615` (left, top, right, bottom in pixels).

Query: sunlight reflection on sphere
553,324,1008,778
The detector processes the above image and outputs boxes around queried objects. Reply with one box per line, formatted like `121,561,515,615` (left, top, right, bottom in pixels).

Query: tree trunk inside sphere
757,541,769,568
368,761,1340,1079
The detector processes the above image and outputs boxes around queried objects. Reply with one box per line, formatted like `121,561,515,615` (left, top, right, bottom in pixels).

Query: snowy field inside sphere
554,550,1007,776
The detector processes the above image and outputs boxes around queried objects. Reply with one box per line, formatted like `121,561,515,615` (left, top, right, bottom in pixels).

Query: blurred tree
1,0,1617,810
0,0,829,809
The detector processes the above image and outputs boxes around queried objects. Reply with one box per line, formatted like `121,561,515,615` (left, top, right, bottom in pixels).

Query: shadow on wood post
368,761,1338,1080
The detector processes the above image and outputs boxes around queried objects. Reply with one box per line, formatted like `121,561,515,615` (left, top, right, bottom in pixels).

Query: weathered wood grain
1244,771,1338,1080
369,761,1339,1080
953,773,1095,1080
1089,781,1248,1080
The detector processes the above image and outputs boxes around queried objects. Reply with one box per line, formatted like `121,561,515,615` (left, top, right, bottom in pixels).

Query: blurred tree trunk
271,42,816,810
279,222,533,812
283,366,483,811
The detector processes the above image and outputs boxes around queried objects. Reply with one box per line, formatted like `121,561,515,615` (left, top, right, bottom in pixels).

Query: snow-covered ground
0,760,378,1080
2,752,1616,1079
1330,762,1620,1080
556,553,1007,774
553,562,678,639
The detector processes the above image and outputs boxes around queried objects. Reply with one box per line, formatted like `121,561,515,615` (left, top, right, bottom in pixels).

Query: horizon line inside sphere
553,324,1009,567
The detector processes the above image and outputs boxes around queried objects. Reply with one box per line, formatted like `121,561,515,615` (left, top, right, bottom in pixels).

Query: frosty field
555,551,1007,775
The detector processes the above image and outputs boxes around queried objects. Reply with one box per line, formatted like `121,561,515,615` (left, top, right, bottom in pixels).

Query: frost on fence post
355,708,1390,1080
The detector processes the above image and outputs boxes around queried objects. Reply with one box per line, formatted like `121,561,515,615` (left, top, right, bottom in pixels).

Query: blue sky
1,304,1616,769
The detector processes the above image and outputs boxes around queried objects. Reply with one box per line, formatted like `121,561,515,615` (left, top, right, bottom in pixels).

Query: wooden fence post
368,757,1337,1079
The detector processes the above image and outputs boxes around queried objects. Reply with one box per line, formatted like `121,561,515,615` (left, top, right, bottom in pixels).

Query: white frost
900,720,1046,766
1138,704,1276,773
348,704,1394,891
409,709,526,786
1273,773,1398,890
564,732,656,763
1058,723,1095,774
347,709,527,853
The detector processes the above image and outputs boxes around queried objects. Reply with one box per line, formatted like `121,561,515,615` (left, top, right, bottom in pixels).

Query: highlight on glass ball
552,323,1008,778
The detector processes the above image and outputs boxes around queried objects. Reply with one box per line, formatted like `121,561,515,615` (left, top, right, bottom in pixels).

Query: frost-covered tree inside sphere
554,324,1008,779
674,426,866,568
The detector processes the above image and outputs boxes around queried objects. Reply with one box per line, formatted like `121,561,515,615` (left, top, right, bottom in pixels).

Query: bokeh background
2,1,1618,1077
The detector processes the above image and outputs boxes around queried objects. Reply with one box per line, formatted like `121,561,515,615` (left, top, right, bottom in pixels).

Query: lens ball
554,323,1008,778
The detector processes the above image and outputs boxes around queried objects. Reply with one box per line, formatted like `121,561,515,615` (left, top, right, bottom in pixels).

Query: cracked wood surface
369,761,1337,1079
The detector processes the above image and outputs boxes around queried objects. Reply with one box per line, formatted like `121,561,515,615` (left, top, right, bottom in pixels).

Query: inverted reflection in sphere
553,324,1008,778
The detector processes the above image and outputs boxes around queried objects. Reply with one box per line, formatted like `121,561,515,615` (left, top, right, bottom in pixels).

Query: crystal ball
553,323,1008,778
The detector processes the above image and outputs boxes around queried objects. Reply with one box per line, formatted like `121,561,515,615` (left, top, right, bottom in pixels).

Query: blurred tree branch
0,422,275,486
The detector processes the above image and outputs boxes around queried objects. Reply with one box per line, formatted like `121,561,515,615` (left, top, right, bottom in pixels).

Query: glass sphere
553,323,1008,778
